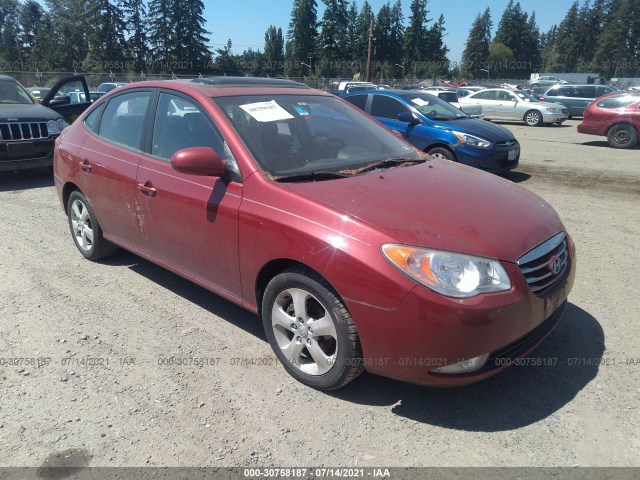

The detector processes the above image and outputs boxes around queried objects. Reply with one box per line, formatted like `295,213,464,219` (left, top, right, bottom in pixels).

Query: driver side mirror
47,95,72,107
397,112,421,125
171,147,227,177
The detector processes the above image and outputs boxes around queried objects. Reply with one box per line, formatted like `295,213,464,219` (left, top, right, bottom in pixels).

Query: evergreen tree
123,0,148,73
493,1,530,77
172,0,211,71
317,0,350,76
147,0,173,63
213,39,241,76
374,2,393,78
403,0,430,77
553,1,580,72
85,0,129,72
1,0,23,66
264,25,284,76
461,8,492,79
594,0,640,77
425,14,449,77
388,0,404,73
18,0,44,65
285,0,318,76
43,0,90,71
353,1,373,76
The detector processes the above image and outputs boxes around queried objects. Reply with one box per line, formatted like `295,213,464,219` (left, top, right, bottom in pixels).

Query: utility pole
366,17,374,82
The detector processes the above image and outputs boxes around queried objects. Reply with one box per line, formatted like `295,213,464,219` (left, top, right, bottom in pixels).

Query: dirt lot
1,119,639,470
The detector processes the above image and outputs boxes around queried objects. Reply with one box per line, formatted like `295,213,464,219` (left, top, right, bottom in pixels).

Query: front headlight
57,118,69,131
453,132,491,148
545,107,562,114
381,244,511,298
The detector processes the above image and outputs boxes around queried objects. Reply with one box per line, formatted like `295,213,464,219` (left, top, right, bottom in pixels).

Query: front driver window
370,95,409,119
152,93,233,163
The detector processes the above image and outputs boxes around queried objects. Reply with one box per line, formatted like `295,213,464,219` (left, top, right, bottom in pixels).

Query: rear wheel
607,124,638,149
67,191,118,261
262,266,363,390
427,147,456,161
524,110,543,127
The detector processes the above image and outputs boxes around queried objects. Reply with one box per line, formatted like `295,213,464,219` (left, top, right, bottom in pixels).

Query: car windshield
214,94,422,178
399,93,468,120
514,90,540,102
0,80,35,105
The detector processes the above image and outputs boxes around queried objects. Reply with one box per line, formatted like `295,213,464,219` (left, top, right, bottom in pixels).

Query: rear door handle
137,182,157,197
80,160,92,173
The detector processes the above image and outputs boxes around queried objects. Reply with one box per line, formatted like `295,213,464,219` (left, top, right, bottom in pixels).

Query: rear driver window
98,91,150,150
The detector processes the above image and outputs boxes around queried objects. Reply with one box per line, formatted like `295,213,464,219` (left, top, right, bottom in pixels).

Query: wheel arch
255,259,343,318
606,122,638,137
62,182,82,214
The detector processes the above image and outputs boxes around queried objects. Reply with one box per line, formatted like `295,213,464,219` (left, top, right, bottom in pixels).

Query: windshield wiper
349,157,426,175
274,171,352,183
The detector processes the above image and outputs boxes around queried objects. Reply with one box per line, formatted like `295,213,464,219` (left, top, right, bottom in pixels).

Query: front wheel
524,110,543,127
607,124,638,149
427,147,456,161
262,267,364,390
67,191,118,261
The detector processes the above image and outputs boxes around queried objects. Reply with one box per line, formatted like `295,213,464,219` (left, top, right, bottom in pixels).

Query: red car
54,77,575,390
578,91,640,148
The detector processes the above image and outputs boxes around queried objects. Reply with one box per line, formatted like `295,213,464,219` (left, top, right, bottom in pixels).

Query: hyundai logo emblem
548,256,563,275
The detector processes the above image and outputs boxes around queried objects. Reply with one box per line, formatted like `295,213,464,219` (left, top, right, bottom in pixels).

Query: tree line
463,0,640,80
0,0,638,82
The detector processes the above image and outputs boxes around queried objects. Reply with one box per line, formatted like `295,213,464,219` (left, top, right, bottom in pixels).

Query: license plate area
508,149,519,161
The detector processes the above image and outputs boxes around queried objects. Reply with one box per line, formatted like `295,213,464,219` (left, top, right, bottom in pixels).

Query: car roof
0,75,18,83
344,88,436,97
108,76,320,98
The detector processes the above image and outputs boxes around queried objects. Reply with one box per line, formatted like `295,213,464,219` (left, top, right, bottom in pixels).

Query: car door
78,89,153,250
495,90,520,119
41,75,91,124
368,94,420,140
135,91,243,300
470,90,498,116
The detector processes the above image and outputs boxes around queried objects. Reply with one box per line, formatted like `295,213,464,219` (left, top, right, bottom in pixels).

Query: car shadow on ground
100,252,602,432
101,250,266,340
581,140,613,148
499,171,531,183
0,168,54,192
330,303,604,431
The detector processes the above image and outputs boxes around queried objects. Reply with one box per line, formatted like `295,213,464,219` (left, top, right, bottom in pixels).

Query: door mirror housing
171,147,227,177
397,112,421,125
48,95,72,107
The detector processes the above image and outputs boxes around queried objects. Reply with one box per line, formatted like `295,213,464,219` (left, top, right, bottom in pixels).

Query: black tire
524,109,543,127
67,191,118,261
262,266,363,390
427,147,456,161
607,124,638,149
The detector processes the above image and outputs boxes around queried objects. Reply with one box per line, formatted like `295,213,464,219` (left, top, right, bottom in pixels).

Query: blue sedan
342,89,520,173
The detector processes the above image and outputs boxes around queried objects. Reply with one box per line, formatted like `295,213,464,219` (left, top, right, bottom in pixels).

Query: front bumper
457,144,520,173
0,139,55,171
347,248,576,386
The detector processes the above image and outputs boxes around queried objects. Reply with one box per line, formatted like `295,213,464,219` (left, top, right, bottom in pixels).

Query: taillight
539,97,545,101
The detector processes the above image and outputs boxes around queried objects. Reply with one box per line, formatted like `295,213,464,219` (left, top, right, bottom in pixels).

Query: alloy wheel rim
271,287,338,375
70,199,94,252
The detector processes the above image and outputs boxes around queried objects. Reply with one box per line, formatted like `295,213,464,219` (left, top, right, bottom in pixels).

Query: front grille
518,232,569,298
496,140,518,147
0,122,50,141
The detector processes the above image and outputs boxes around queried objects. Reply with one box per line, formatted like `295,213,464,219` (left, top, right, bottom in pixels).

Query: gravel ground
0,119,638,469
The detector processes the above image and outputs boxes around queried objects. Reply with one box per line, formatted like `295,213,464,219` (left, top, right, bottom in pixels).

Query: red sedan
54,77,575,390
578,91,640,148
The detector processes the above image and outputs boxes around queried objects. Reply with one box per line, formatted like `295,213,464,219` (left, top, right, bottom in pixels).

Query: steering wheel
311,134,346,159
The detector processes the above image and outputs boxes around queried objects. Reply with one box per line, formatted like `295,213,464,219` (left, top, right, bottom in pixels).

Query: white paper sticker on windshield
240,100,294,122
411,98,428,106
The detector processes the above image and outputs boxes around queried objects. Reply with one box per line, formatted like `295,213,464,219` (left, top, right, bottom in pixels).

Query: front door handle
80,160,92,173
137,182,157,197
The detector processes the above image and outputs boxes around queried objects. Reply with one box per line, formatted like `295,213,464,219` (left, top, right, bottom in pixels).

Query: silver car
459,88,568,126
